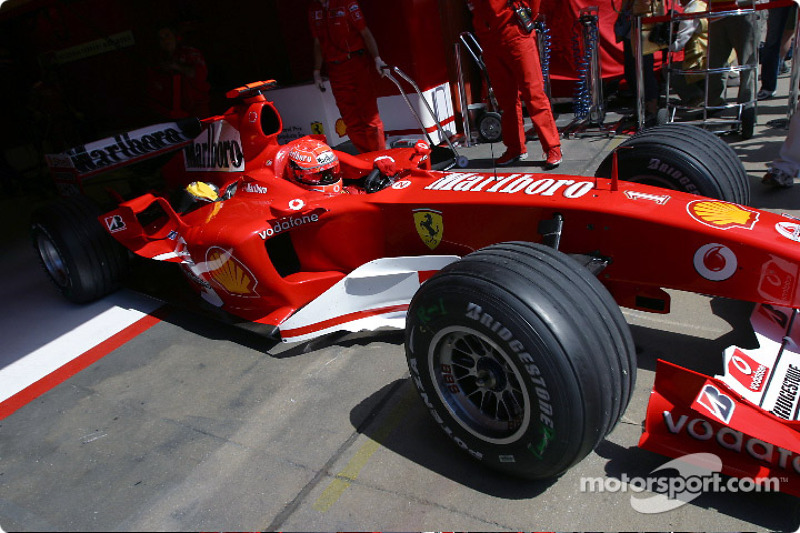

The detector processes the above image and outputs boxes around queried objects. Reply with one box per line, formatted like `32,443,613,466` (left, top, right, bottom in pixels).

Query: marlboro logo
183,122,244,172
67,122,195,174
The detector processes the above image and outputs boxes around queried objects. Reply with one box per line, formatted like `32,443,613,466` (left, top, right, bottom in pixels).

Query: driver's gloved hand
364,155,398,193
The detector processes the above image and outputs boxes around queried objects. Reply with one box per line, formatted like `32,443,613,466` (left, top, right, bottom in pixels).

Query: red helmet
286,138,342,194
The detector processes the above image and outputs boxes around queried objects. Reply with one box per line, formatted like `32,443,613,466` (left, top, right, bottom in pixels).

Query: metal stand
383,66,469,168
657,1,760,136
454,25,554,146
454,41,473,146
561,6,615,138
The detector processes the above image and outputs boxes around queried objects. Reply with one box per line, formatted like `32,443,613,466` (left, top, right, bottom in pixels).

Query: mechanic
148,24,211,119
705,0,759,114
308,0,388,154
615,0,663,123
668,0,709,108
467,0,562,169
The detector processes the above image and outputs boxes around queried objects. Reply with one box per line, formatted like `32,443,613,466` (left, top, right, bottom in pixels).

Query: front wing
640,304,800,497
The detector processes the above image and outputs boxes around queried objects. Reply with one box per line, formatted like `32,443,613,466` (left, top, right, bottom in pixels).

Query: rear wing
46,118,202,196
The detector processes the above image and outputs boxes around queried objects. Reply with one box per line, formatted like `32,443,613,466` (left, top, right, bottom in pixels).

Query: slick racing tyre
31,196,130,303
405,242,636,479
595,123,750,205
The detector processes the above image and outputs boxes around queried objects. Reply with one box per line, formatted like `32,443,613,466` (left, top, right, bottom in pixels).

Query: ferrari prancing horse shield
414,209,443,250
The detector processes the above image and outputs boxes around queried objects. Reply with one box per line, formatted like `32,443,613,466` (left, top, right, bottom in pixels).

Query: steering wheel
363,168,394,194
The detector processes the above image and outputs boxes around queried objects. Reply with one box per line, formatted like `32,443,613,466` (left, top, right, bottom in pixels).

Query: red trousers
328,54,386,153
481,26,560,155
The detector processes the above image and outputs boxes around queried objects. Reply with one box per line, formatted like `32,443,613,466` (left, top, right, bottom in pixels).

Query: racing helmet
286,138,342,194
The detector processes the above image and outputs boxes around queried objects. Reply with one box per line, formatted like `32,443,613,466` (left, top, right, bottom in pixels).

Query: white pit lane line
0,290,162,405
0,241,162,410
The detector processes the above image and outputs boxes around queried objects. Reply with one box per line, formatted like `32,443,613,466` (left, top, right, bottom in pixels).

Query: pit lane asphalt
3,83,800,532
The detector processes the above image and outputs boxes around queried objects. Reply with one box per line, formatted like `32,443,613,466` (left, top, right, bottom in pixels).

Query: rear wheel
31,196,130,303
595,123,750,205
405,242,636,479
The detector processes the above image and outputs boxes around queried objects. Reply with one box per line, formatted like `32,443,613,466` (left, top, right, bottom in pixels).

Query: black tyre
405,242,636,479
741,106,755,140
31,196,130,303
655,107,669,126
478,111,503,144
595,123,750,205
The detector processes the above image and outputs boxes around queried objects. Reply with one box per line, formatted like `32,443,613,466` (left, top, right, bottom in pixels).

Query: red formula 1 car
34,80,800,495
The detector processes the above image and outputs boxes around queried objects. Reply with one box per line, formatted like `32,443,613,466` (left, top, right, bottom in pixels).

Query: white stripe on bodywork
279,255,460,343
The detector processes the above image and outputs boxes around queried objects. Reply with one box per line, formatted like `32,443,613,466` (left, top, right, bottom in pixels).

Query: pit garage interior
2,0,800,531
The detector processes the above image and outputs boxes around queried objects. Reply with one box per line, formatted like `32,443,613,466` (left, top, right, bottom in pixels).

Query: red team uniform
309,0,386,153
469,0,561,166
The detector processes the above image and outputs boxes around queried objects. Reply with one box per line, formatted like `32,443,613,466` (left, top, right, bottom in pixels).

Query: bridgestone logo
465,302,555,430
771,364,800,420
425,173,594,199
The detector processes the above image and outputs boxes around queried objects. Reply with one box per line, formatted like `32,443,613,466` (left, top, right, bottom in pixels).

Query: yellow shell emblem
206,248,258,296
414,209,443,250
688,200,759,230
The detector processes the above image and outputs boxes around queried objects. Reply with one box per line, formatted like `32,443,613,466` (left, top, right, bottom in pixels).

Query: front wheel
405,242,636,479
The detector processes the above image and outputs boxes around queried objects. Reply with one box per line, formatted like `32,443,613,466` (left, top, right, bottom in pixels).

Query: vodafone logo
693,243,737,281
392,180,412,190
727,348,770,392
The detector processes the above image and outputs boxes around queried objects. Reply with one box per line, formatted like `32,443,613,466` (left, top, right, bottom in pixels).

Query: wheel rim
480,117,501,142
36,233,68,288
429,326,531,444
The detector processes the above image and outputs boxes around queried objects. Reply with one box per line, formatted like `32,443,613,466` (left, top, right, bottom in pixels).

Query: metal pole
633,14,645,130
454,42,473,147
588,13,605,124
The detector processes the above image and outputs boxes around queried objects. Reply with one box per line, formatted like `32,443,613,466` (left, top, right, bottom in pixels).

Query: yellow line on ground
313,387,416,512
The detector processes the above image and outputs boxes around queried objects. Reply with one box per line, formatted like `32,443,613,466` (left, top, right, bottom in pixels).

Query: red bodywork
53,81,800,496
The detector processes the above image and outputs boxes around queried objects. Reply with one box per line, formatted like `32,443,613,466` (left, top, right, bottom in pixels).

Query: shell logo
687,200,759,230
206,248,258,296
335,118,347,138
